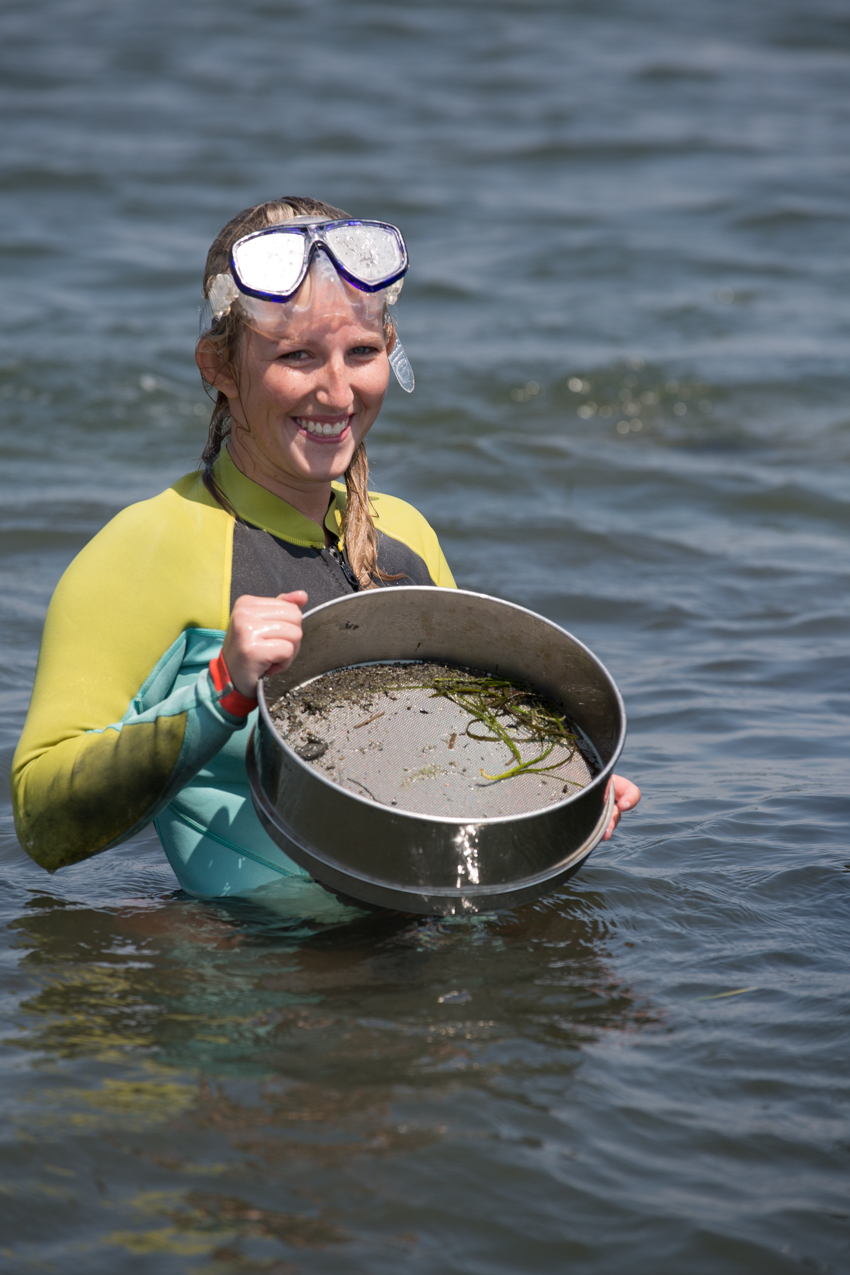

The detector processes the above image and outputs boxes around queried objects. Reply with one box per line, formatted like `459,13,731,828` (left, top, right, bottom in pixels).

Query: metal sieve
247,587,626,915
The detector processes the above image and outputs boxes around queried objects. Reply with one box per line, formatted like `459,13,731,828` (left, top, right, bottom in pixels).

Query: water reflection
4,889,656,1266
10,889,654,1075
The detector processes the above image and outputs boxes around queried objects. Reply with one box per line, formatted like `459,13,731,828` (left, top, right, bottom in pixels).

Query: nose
313,350,354,412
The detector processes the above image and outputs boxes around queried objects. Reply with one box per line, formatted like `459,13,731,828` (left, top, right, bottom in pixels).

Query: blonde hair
198,196,396,589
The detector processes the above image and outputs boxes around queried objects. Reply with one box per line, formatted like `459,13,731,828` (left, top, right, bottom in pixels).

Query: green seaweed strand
390,672,585,786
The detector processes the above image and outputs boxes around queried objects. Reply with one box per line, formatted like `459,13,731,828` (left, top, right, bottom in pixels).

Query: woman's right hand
220,591,308,698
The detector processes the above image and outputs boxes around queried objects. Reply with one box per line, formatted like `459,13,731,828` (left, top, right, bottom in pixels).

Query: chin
310,443,358,473
300,455,354,484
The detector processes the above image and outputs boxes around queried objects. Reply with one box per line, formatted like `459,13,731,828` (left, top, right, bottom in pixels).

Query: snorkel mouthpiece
388,335,415,393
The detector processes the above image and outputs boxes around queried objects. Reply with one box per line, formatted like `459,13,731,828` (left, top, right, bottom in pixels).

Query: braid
342,443,379,589
198,305,244,518
200,390,233,510
342,443,406,589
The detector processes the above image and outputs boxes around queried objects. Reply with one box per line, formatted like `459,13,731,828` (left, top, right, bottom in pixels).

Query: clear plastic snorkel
198,217,415,392
385,293,415,393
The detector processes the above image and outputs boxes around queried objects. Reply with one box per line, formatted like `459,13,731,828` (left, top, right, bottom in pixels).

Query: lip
293,415,353,444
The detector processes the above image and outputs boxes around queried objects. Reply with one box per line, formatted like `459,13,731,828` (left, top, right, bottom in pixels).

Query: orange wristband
209,651,258,718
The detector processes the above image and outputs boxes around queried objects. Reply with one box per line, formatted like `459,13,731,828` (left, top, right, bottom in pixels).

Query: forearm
13,666,251,872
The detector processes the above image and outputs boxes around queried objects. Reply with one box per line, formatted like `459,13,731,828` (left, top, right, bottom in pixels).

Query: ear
195,338,238,398
384,317,397,355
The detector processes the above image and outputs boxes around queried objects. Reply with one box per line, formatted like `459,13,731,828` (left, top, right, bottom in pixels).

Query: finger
276,590,308,606
617,787,640,812
229,597,307,630
222,625,302,662
242,619,304,642
602,807,621,841
257,641,299,667
233,615,304,642
233,601,306,625
612,774,641,811
241,643,300,683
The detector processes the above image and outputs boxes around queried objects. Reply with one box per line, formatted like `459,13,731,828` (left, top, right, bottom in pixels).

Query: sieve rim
257,587,626,828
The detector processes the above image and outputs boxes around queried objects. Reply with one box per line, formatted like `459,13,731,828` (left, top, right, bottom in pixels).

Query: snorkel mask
199,216,415,392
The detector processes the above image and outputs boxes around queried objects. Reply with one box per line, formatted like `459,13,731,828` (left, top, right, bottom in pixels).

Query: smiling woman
10,196,459,902
10,194,638,906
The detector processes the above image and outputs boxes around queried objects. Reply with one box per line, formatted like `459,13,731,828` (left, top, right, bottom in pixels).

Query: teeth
296,417,347,437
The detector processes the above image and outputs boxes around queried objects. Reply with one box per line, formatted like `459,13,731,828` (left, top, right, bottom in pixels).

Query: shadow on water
2,889,657,1268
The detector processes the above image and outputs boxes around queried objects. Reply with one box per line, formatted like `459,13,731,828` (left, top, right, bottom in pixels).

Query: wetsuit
12,448,455,898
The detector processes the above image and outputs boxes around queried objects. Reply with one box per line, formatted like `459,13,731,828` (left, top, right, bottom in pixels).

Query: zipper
324,543,360,591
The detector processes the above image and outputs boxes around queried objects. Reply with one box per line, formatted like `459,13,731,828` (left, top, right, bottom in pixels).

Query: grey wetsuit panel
230,521,436,612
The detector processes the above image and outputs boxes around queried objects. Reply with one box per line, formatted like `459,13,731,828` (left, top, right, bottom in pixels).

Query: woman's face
219,272,391,492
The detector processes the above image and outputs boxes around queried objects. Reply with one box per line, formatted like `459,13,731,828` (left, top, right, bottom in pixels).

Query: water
1,0,849,1269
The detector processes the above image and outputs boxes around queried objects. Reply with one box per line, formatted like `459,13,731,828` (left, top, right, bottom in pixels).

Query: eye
279,348,312,363
350,344,381,357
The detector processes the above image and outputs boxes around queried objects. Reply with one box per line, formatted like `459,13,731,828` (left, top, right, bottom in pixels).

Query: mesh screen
269,663,598,820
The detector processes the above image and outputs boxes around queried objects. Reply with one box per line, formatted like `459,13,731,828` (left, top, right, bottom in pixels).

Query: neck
225,439,334,528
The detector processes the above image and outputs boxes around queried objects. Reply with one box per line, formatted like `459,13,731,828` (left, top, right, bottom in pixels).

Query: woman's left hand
603,774,641,840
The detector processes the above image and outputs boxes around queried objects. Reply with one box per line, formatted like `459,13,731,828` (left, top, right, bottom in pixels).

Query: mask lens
323,223,405,285
231,230,306,297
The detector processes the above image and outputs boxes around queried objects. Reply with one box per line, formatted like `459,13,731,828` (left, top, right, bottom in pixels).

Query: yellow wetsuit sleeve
12,474,237,872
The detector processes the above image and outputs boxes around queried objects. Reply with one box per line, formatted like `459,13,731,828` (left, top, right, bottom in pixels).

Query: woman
12,196,639,902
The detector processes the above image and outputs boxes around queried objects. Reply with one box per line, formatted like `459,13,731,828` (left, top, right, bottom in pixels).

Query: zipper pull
326,544,360,591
